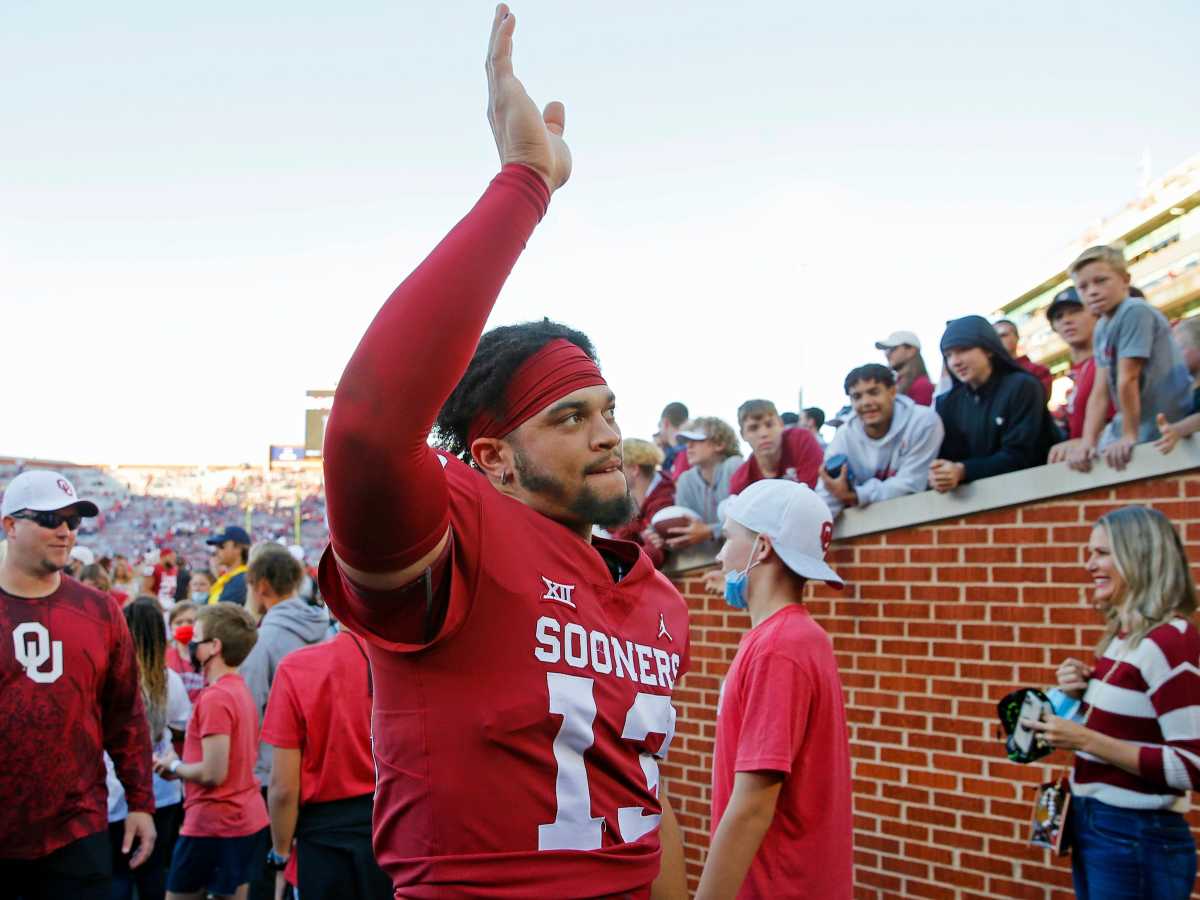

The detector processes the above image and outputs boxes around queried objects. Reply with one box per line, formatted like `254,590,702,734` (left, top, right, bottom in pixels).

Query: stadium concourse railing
661,440,1200,899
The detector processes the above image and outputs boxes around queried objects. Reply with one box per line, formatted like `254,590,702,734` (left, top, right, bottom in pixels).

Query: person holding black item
929,315,1060,493
1025,507,1200,899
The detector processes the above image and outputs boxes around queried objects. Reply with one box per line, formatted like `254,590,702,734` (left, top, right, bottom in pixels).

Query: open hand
1048,438,1080,465
666,520,714,549
1102,436,1136,471
123,811,156,869
1155,413,1182,455
486,4,572,193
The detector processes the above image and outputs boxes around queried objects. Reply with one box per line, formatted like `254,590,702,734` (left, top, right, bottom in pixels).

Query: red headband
467,339,607,451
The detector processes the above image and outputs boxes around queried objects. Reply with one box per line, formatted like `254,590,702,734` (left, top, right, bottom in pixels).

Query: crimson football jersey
0,577,153,859
320,452,691,898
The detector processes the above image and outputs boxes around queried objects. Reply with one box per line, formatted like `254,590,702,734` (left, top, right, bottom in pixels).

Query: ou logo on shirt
12,622,63,684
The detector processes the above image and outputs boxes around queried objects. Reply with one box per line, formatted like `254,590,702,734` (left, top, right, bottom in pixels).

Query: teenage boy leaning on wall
1066,244,1193,473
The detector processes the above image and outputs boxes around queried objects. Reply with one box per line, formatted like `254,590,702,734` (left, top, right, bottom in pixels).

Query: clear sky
4,1,1199,465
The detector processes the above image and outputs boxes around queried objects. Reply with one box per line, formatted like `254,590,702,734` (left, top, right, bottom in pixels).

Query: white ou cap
70,545,96,566
723,480,844,587
874,330,921,351
1,470,100,519
287,544,306,563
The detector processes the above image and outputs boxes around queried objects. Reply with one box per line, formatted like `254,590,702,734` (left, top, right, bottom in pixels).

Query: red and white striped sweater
1072,617,1200,811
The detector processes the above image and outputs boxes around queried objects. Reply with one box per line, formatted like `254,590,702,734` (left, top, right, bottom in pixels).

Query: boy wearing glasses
153,604,268,900
0,470,155,899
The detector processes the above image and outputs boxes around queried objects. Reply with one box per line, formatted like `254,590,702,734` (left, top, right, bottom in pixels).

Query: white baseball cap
723,480,843,587
1,470,100,519
875,330,922,351
69,545,96,566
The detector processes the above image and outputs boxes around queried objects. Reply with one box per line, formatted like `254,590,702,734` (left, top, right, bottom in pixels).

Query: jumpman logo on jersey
541,577,576,609
657,613,673,643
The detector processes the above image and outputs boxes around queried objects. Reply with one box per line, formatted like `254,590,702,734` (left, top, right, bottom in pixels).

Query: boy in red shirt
728,399,823,496
154,603,268,900
261,625,391,898
698,480,852,900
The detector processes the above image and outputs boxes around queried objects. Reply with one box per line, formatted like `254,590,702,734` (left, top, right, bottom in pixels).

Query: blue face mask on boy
723,537,761,610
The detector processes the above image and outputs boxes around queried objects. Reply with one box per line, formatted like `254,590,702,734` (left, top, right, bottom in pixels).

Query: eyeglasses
11,510,83,532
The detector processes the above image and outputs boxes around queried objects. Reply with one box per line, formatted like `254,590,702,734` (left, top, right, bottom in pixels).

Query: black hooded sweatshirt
936,315,1062,483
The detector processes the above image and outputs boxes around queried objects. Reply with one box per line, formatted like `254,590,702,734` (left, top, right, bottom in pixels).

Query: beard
514,447,635,529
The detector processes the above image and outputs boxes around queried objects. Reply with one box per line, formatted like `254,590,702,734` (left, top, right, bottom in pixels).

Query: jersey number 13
538,671,676,852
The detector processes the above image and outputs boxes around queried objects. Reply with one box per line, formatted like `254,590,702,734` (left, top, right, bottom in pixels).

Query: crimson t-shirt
0,577,153,858
728,427,823,496
180,673,269,838
320,451,691,899
1065,356,1114,440
906,374,935,406
260,631,376,805
711,605,853,899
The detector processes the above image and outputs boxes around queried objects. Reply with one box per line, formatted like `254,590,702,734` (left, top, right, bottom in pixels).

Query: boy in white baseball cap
697,479,852,900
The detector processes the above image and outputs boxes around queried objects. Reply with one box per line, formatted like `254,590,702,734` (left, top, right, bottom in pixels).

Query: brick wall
661,471,1200,898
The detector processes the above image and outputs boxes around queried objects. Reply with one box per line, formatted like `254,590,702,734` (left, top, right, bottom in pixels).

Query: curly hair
689,416,741,459
433,319,598,464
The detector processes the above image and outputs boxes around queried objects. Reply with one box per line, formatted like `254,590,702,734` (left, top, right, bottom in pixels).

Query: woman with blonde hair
1027,505,1200,899
608,438,676,569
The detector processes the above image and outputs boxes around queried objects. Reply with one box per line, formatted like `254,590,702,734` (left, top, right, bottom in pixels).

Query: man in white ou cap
876,329,935,406
696,479,852,900
0,470,156,897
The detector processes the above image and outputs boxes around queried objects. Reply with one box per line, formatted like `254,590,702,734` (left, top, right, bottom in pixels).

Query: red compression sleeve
323,165,551,573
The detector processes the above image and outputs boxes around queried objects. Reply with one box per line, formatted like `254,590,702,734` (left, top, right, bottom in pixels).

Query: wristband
266,848,290,871
169,759,182,774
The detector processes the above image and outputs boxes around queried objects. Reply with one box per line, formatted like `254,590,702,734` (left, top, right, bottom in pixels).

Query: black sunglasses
12,510,83,532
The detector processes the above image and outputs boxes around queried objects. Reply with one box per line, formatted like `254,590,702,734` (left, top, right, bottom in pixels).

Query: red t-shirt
711,605,852,899
180,673,269,838
728,427,823,496
1065,356,1115,440
320,452,692,899
906,373,934,406
260,631,376,806
0,577,153,859
166,645,206,704
608,472,676,569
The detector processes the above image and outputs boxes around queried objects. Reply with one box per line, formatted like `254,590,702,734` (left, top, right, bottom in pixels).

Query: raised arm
324,4,571,589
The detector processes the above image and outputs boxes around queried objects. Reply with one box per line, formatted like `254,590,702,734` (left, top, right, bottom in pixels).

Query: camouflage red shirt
0,576,153,858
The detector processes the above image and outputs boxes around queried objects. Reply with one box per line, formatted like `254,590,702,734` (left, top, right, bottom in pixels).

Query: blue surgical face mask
723,537,760,610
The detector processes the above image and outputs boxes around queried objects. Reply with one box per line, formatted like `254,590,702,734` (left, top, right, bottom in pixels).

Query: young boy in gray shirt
1067,244,1193,472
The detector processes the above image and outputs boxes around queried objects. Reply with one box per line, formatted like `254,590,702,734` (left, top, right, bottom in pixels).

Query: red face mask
173,624,195,645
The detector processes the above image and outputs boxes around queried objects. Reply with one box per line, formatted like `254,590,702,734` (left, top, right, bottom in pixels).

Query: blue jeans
1070,794,1197,899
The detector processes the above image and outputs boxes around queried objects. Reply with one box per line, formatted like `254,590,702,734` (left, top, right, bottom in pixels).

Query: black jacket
936,316,1062,483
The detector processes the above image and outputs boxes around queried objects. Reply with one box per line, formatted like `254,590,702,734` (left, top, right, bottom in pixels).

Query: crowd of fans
5,2,1199,892
604,241,1200,570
